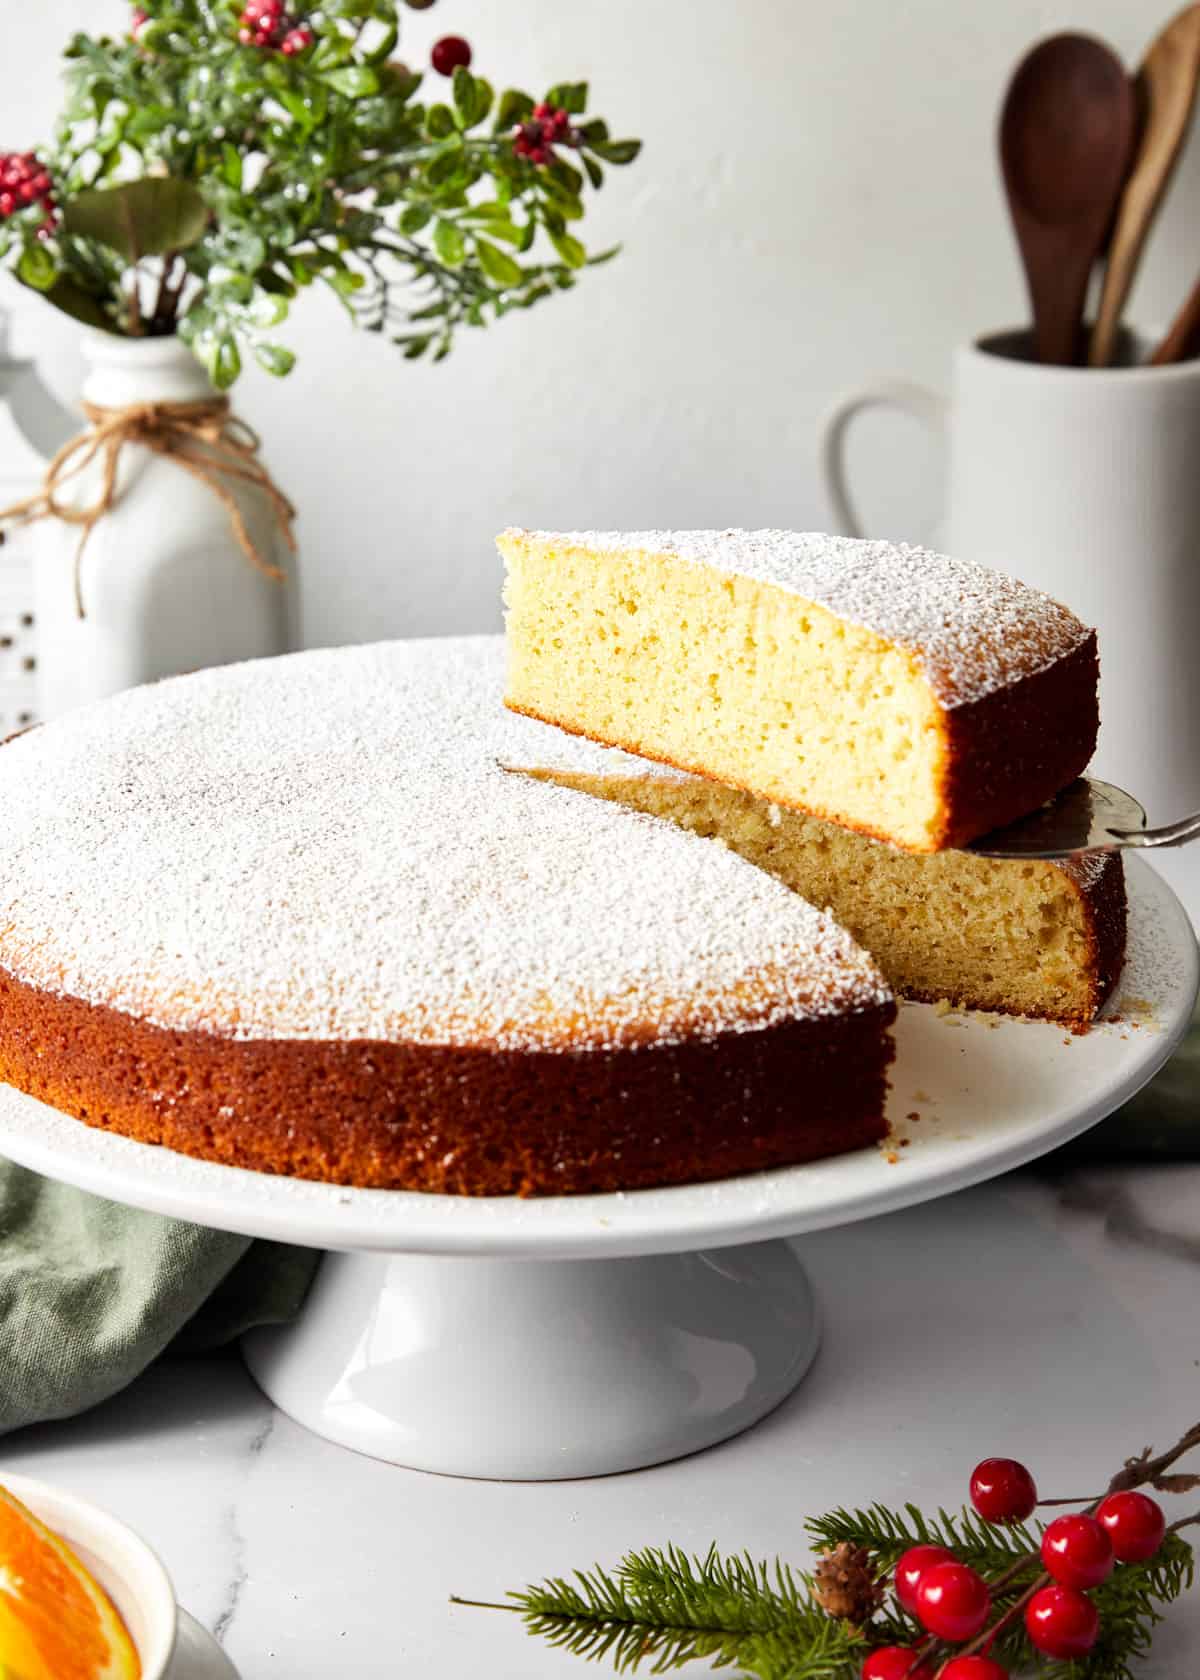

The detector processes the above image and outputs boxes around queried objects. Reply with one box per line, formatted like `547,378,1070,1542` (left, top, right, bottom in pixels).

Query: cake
498,528,1100,852
512,758,1126,1029
0,636,897,1195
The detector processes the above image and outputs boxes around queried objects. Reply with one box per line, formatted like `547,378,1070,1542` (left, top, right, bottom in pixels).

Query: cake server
968,777,1200,858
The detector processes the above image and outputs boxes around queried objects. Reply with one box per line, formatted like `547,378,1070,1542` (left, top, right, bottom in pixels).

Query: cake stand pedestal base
242,1239,819,1480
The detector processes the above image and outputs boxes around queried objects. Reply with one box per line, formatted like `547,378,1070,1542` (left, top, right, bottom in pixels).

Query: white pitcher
33,330,298,720
821,327,1200,919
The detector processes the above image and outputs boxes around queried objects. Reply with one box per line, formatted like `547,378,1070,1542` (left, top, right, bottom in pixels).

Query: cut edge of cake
498,527,1100,853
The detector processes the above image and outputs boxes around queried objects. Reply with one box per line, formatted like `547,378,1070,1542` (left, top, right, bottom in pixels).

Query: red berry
131,7,149,37
1025,1583,1099,1658
913,1561,990,1642
893,1545,955,1614
1040,1513,1114,1589
940,1660,1009,1680
861,1648,935,1680
281,25,313,54
969,1458,1038,1524
1095,1491,1166,1563
431,34,471,75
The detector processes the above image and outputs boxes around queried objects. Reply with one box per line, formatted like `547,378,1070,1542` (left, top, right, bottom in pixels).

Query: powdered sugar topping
0,637,890,1050
507,530,1093,707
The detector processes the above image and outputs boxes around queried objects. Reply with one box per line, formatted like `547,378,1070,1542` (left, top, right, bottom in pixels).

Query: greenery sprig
0,0,641,385
454,1424,1200,1680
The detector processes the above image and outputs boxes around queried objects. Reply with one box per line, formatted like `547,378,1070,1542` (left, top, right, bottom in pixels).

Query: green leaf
545,81,589,114
426,103,455,140
254,342,296,377
433,218,466,267
548,229,586,269
16,243,58,293
591,138,642,165
495,89,534,130
425,147,465,186
321,66,381,99
582,153,603,190
365,20,399,63
63,178,209,261
210,335,242,390
452,66,477,126
221,143,244,190
475,238,523,287
39,277,116,331
399,205,433,235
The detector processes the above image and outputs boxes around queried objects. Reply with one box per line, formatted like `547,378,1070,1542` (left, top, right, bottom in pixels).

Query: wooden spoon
1000,34,1137,364
1090,5,1200,366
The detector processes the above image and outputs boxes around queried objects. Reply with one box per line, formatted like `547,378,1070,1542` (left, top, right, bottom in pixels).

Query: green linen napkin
0,1163,318,1436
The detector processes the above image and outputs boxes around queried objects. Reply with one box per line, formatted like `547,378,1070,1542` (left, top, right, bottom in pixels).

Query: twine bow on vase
0,396,297,617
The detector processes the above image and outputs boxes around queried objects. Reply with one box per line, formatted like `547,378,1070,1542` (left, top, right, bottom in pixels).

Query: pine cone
812,1542,884,1623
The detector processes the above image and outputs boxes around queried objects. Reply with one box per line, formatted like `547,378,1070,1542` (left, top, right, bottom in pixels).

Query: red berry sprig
1040,1512,1113,1588
893,1545,954,1614
939,1660,1008,1680
1024,1582,1100,1658
431,34,471,76
913,1561,991,1642
237,0,309,51
513,103,574,167
968,1459,1038,1525
845,1433,1198,1680
1096,1489,1168,1561
0,153,57,232
861,1647,935,1680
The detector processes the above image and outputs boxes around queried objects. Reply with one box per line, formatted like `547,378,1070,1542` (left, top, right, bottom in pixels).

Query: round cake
0,636,896,1195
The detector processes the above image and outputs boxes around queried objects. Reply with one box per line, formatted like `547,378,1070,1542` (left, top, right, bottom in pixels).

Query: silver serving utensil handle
968,777,1200,859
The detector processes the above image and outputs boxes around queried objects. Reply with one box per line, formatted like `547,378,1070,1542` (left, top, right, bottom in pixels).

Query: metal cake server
968,777,1200,859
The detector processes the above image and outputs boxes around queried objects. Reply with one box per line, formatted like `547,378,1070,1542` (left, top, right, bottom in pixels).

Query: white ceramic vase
34,331,298,720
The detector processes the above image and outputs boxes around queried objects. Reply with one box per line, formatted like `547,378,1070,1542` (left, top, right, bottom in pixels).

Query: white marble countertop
3,1163,1197,1678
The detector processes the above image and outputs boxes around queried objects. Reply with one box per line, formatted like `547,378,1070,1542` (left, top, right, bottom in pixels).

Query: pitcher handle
819,380,948,539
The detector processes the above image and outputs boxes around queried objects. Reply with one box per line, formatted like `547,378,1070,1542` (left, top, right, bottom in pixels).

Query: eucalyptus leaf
63,177,209,261
254,342,296,377
210,334,242,390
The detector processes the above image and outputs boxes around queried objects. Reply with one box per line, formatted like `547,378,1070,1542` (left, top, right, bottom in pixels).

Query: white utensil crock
821,328,1200,919
33,331,297,720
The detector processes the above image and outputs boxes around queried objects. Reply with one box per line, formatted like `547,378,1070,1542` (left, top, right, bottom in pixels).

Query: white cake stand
0,857,1194,1481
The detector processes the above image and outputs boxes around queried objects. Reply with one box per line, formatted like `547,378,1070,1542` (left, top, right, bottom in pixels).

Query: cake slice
512,756,1126,1030
499,528,1100,853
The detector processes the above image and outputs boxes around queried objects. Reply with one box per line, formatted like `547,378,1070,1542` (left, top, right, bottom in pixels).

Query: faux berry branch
0,0,640,386
453,1424,1200,1680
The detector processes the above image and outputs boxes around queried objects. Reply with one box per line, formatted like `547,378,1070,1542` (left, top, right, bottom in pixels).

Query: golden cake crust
0,964,896,1195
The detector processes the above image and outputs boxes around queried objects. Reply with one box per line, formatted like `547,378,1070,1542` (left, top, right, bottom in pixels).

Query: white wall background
5,0,1200,647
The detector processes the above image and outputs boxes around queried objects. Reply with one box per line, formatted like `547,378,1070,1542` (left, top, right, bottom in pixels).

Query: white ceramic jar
33,331,298,720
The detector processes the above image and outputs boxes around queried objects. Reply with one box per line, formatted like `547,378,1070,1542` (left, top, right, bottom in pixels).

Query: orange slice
0,1484,140,1680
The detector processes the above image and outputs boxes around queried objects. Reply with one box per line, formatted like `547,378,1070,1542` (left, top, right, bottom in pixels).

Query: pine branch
804,1502,1041,1578
457,1546,870,1680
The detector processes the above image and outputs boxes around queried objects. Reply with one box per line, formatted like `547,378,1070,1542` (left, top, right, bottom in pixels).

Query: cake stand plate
0,857,1193,1479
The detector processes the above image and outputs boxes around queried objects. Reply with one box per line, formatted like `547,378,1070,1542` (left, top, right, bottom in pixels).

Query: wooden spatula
1090,4,1200,366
